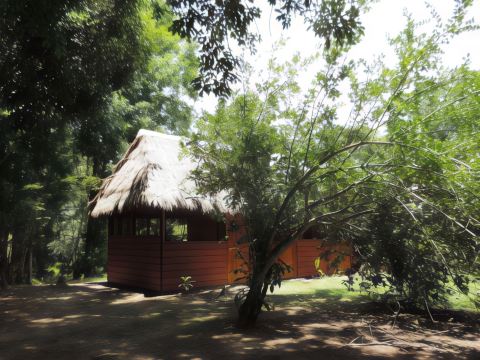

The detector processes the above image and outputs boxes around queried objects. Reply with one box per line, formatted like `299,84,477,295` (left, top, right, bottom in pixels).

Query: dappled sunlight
44,296,72,301
30,317,65,324
211,333,243,341
180,314,219,325
108,291,186,305
1,281,478,359
189,299,208,305
64,314,99,319
355,345,404,358
177,352,201,359
299,321,360,331
281,306,312,316
139,312,162,319
29,313,103,328
23,345,37,351
263,334,316,348
109,293,145,305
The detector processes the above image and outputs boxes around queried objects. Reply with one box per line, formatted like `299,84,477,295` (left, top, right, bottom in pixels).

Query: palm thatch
89,129,228,217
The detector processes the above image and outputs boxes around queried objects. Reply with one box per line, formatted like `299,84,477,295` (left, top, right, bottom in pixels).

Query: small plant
342,269,356,291
178,276,195,292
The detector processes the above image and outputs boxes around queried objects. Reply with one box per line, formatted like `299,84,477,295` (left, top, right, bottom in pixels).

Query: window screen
121,217,132,236
150,218,161,236
135,218,149,236
135,217,161,236
166,218,188,242
111,217,133,236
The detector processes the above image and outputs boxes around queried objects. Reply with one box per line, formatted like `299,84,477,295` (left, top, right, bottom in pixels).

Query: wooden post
161,209,165,292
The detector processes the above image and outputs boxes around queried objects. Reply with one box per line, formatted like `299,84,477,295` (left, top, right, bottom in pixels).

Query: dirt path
0,283,478,359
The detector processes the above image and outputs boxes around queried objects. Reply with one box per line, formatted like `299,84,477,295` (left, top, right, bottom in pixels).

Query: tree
167,0,366,95
166,0,475,96
0,0,149,285
76,2,199,277
348,10,480,309
0,0,199,285
353,66,480,310
188,11,479,327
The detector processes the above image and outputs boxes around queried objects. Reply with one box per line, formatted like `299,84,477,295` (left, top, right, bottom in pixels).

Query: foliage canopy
189,12,479,326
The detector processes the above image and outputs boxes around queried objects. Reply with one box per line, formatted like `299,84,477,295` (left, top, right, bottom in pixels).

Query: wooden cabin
89,130,352,292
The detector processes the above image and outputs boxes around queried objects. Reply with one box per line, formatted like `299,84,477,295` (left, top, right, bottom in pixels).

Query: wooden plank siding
162,241,228,291
107,231,353,292
296,239,323,277
279,242,298,279
225,214,249,284
107,235,162,291
227,244,249,284
296,239,352,277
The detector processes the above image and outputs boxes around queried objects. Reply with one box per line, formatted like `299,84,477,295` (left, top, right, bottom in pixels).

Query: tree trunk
237,269,268,329
71,212,86,280
18,247,27,284
9,228,27,284
82,158,108,278
237,277,266,328
27,246,32,285
82,216,105,277
0,230,8,289
237,240,280,328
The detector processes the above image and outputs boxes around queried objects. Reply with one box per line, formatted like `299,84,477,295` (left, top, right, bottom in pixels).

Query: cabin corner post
106,216,111,285
161,209,166,292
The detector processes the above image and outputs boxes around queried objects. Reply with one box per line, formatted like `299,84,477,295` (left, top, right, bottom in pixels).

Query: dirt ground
1,282,479,360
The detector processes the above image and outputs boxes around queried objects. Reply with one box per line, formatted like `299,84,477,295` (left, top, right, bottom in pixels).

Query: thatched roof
89,129,228,217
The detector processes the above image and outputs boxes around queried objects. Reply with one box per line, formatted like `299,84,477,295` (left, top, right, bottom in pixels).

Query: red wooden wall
107,213,353,292
108,236,162,291
228,240,353,282
162,241,228,291
296,239,352,277
296,239,319,277
226,214,249,283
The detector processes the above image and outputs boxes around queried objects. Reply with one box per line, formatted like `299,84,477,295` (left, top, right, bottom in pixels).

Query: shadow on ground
0,283,478,360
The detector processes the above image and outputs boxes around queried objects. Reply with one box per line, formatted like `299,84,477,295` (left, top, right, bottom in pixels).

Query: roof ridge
137,129,183,140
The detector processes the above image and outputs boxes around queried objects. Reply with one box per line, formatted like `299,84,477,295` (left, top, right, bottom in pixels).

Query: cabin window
110,217,133,236
112,217,120,236
136,218,149,236
135,217,161,236
113,213,226,240
165,213,226,242
121,217,133,235
166,218,188,242
150,218,161,236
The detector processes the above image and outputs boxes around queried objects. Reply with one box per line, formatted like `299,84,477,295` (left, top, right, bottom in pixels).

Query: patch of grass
268,276,366,309
269,276,479,312
32,273,107,285
68,274,107,284
274,276,358,296
447,278,479,311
